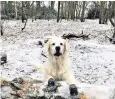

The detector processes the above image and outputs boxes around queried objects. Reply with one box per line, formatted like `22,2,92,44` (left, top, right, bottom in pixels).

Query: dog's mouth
54,52,62,56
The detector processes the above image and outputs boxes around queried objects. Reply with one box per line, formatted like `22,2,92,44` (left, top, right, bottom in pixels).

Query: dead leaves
0,77,89,99
79,92,87,99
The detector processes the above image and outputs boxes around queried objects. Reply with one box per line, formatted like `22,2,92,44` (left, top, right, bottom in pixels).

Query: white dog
34,36,79,96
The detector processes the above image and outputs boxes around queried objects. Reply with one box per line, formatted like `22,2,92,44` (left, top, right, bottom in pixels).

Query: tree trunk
57,1,60,23
35,1,40,20
31,2,34,22
61,2,64,19
113,2,115,38
14,1,17,19
77,2,82,20
99,1,105,24
101,1,105,24
67,2,70,20
4,1,8,19
73,2,76,20
80,1,86,22
3,2,6,20
51,1,55,10
1,23,3,36
26,1,30,20
22,1,25,23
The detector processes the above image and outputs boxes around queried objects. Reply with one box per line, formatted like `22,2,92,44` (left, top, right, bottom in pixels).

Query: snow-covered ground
1,19,115,98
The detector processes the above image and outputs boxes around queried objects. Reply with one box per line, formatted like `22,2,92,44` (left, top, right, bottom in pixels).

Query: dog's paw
48,78,55,87
69,84,79,97
46,78,57,92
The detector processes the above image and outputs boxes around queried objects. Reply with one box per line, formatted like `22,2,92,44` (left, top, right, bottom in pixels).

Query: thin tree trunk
51,1,55,10
57,1,60,23
22,1,25,23
65,2,67,20
73,2,76,20
99,1,105,24
14,1,17,19
31,2,34,22
77,2,82,19
26,1,30,20
1,23,3,36
67,1,70,20
80,1,86,22
3,2,5,20
113,2,115,38
61,2,64,19
35,1,40,20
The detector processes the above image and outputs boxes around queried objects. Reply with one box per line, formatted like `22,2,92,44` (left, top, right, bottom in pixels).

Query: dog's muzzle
54,46,62,56
54,52,62,56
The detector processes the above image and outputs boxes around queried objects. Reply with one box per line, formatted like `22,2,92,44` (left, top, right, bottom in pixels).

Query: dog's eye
52,43,55,45
60,43,63,45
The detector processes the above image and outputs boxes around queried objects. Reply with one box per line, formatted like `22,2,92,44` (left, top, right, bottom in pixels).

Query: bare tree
31,2,34,22
51,1,55,10
113,2,115,38
80,1,86,22
1,23,3,36
35,1,40,20
99,1,105,24
22,1,25,23
57,1,60,22
14,1,17,19
61,2,64,19
1,19,4,36
77,2,82,20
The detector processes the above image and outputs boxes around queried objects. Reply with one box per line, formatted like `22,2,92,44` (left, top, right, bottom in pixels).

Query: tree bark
51,1,55,10
113,2,115,38
1,23,3,36
35,1,40,20
31,2,34,22
61,2,64,19
80,1,86,22
22,1,25,23
99,1,105,24
57,1,60,23
14,1,17,19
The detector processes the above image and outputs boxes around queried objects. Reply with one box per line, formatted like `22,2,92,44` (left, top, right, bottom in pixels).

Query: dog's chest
50,63,64,79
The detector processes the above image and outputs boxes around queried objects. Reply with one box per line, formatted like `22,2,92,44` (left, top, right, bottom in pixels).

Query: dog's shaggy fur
34,36,78,85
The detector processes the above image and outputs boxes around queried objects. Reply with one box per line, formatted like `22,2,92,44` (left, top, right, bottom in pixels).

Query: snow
1,19,115,98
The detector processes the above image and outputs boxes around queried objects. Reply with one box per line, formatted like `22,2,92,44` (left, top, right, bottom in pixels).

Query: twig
41,53,47,58
109,18,115,27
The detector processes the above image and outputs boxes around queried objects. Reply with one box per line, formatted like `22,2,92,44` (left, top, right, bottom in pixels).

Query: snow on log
0,77,115,99
62,33,90,40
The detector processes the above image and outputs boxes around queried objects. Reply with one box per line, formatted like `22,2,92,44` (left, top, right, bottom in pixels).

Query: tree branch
109,18,115,27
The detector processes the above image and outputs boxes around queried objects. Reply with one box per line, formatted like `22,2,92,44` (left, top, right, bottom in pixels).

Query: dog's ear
44,39,50,55
44,39,49,43
64,39,69,52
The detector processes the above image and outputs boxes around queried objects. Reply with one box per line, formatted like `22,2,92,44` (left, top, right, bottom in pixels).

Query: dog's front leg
44,75,55,86
44,75,57,92
63,72,79,97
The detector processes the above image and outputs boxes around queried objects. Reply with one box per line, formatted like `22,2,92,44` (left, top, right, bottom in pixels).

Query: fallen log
0,77,115,99
62,33,90,40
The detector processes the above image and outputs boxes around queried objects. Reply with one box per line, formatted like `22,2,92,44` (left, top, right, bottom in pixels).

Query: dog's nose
55,46,60,52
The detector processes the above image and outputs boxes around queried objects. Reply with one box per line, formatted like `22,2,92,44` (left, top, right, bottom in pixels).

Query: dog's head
44,36,68,57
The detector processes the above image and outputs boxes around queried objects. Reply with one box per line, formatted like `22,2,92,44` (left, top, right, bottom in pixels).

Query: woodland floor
0,19,115,99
